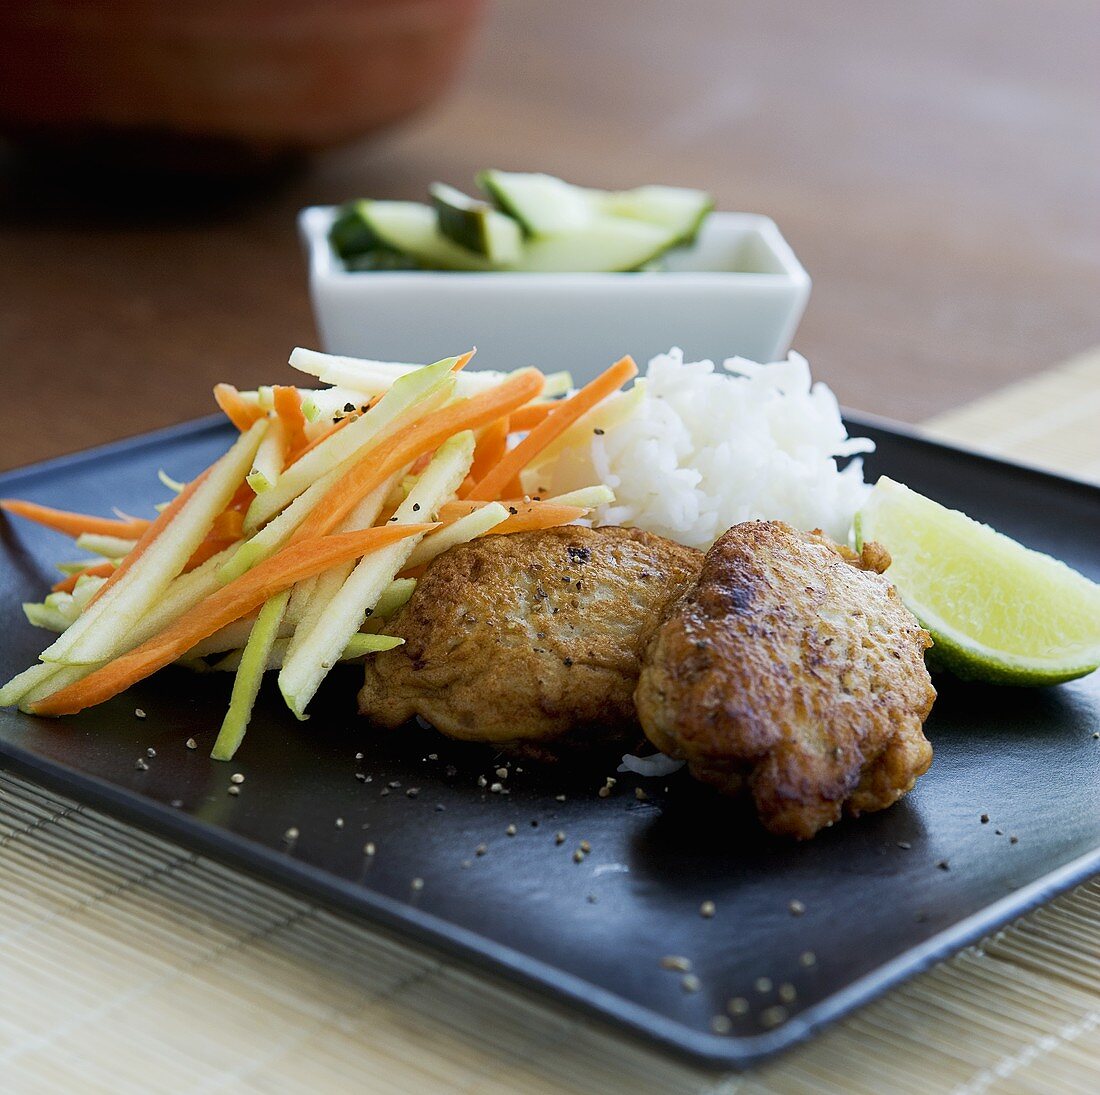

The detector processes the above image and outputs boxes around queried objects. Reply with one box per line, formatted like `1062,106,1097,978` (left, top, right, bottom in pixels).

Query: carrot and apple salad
0,349,634,760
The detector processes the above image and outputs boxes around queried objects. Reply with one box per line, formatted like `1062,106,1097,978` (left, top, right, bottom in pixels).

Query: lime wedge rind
856,477,1100,688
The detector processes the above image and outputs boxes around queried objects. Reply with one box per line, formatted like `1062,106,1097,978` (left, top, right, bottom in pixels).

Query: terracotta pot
0,0,485,170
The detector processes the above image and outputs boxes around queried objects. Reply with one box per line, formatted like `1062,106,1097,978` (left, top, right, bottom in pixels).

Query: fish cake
359,525,703,758
635,520,935,838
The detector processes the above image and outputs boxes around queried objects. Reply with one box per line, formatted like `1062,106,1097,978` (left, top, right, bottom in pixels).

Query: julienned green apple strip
38,420,268,667
29,524,437,718
278,471,402,671
287,347,573,402
246,416,288,494
210,589,291,761
278,431,476,720
209,633,404,675
243,356,459,534
402,502,509,571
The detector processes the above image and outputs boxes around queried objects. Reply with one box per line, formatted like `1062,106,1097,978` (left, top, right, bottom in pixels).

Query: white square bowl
299,206,811,383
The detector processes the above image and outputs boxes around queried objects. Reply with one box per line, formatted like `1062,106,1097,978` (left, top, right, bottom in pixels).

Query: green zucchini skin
328,174,715,273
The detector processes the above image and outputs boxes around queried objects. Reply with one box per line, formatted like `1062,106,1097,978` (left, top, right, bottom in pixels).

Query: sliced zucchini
339,200,496,272
329,201,387,260
511,216,677,273
477,170,593,237
344,250,421,272
598,185,713,246
430,183,522,263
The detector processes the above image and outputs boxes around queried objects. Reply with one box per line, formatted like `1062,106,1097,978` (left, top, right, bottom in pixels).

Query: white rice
586,348,873,548
617,752,686,778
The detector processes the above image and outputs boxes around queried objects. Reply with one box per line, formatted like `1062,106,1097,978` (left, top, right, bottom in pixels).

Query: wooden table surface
1,0,1098,473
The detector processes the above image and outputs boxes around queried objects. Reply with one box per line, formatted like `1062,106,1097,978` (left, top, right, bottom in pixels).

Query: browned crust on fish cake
359,525,703,756
635,520,935,839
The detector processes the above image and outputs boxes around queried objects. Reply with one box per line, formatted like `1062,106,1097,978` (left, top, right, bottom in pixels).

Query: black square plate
1,415,1098,1069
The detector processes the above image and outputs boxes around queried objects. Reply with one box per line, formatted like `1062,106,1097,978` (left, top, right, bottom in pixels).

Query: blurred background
1,0,1098,470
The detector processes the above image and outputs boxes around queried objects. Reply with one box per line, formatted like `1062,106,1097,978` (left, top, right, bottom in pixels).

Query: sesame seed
980,813,990,823
700,900,716,918
134,758,148,771
185,738,197,750
406,788,419,798
475,843,488,857
355,752,364,760
490,782,503,793
134,708,146,719
388,780,401,789
1010,835,1019,844
586,894,598,904
364,842,376,856
710,1015,733,1035
754,977,772,994
379,788,390,797
573,849,585,863
593,428,605,436
411,878,424,891
727,997,750,1016
428,753,438,760
660,956,692,972
788,899,805,916
778,982,797,1003
170,799,183,809
284,827,299,841
145,746,156,757
597,786,611,798
477,775,488,788
335,817,345,828
355,772,368,782
579,840,591,853
227,785,240,796
495,767,509,779
230,772,244,784
896,841,912,850
760,1005,788,1028
799,950,817,967
505,824,517,836
461,859,472,869
1093,732,1099,740
554,831,566,845
635,787,649,801
681,974,701,993
937,859,950,870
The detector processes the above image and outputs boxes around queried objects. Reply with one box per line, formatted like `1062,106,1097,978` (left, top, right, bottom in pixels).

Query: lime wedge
855,477,1100,686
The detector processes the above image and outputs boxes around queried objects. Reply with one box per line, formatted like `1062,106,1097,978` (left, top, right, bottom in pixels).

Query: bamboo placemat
2,349,1099,1094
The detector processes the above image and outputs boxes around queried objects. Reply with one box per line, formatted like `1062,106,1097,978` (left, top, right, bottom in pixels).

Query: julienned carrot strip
465,356,637,502
286,414,354,466
1,499,151,540
227,482,256,513
464,417,510,491
182,535,236,573
51,561,116,593
490,503,586,535
30,524,437,717
212,510,244,541
290,369,546,543
410,451,435,476
508,402,556,432
451,350,476,373
85,468,211,608
438,499,490,521
273,386,308,455
214,384,266,432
